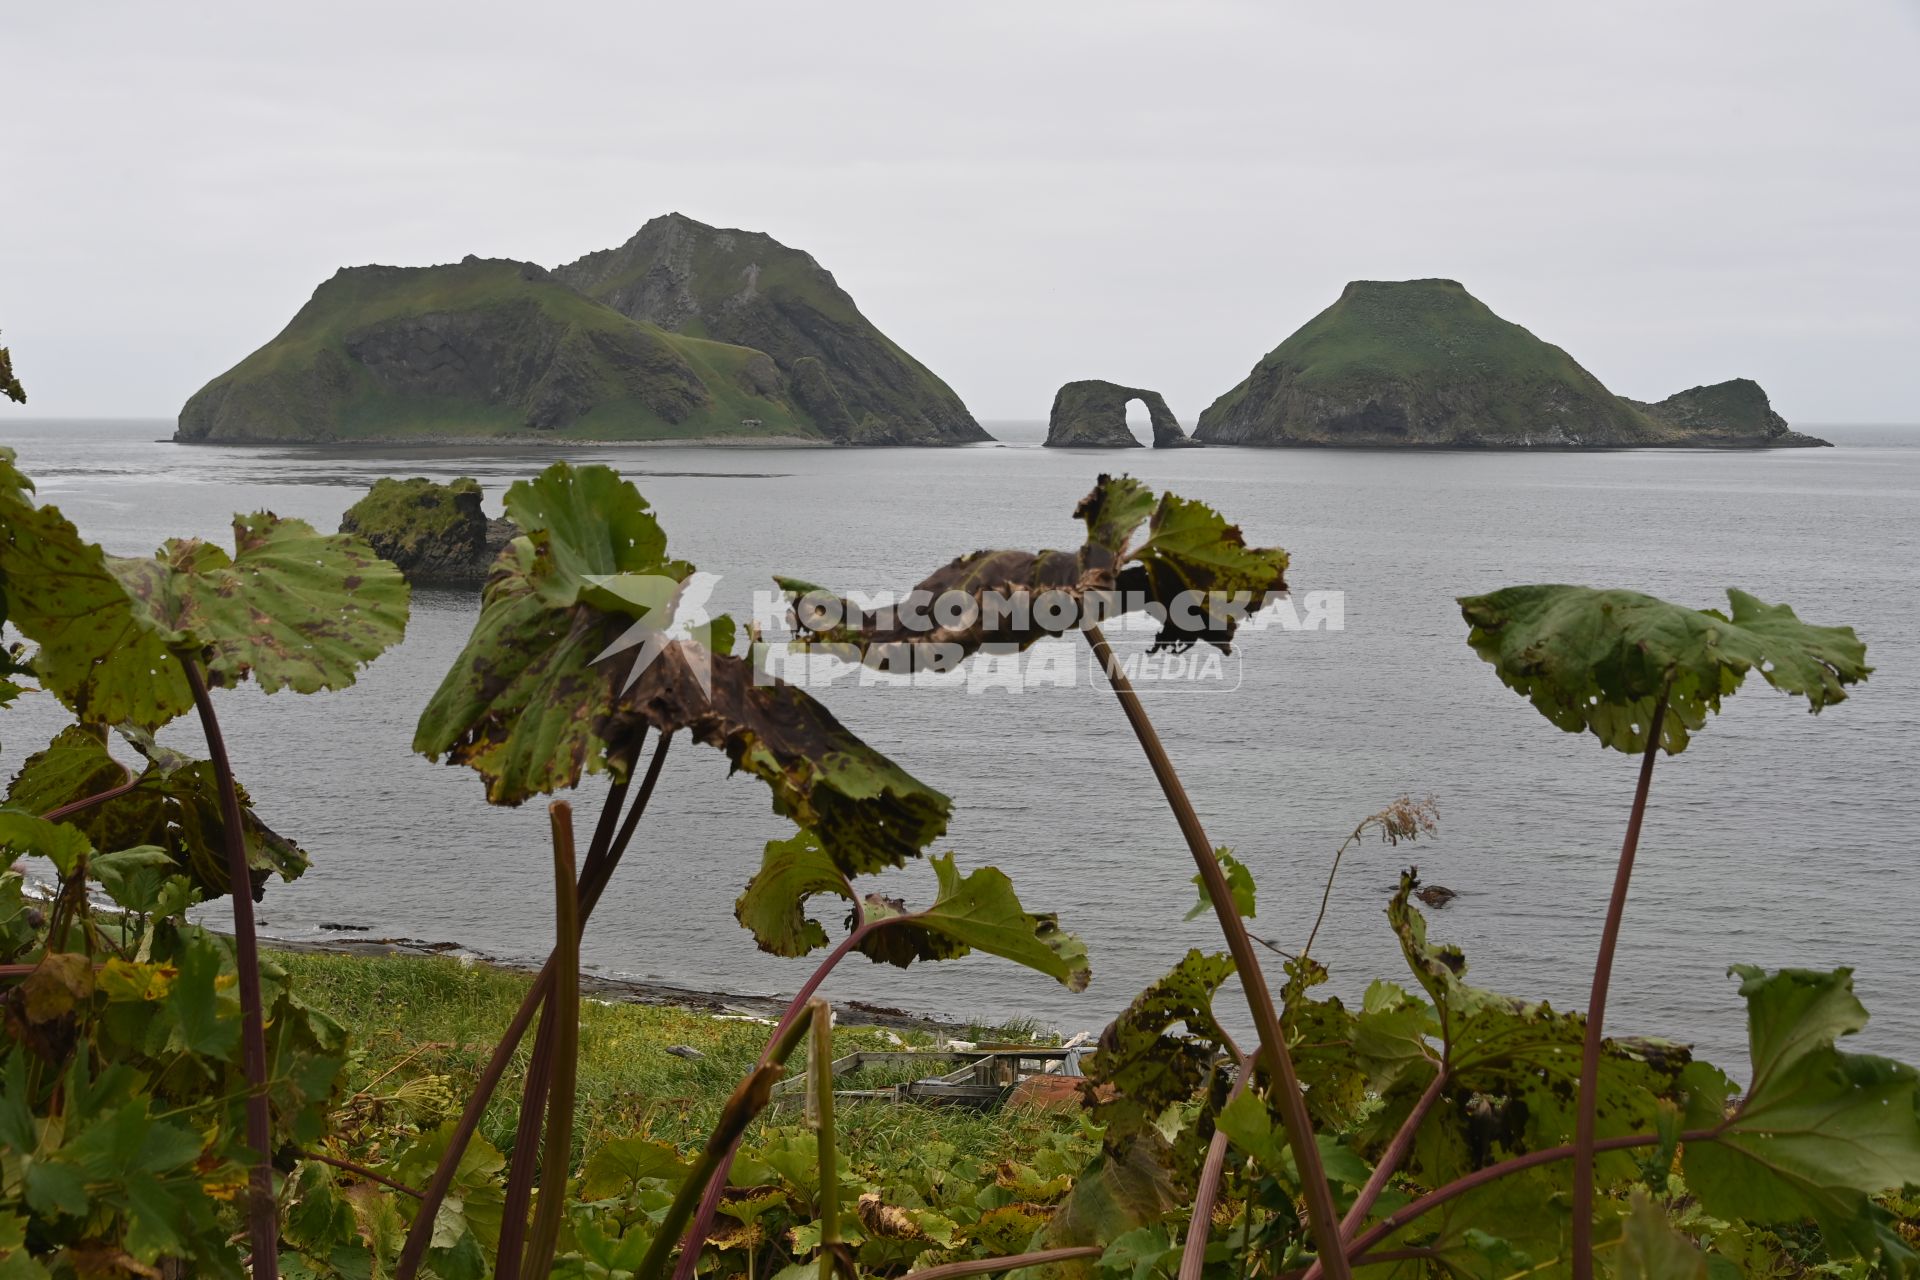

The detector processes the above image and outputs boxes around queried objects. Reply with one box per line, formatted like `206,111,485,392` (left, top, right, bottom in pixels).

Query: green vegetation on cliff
177,217,986,446
338,476,512,581
1195,279,1824,448
556,213,987,444
177,256,817,443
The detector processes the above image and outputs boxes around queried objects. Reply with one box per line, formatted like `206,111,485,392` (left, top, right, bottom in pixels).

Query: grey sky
5,0,1917,424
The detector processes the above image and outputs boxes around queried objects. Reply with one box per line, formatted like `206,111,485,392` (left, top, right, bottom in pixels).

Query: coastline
259,929,1005,1038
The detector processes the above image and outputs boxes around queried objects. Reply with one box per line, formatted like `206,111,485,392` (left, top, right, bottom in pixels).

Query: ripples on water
4,418,1918,1069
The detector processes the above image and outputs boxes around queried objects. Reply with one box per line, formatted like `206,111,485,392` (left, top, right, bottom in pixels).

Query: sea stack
1044,380,1199,448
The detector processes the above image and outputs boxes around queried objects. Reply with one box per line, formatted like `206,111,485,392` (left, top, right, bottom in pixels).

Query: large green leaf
1618,1191,1708,1280
0,453,190,727
1458,586,1869,753
1682,966,1920,1265
1383,876,1687,1183
0,451,408,727
417,463,952,874
853,852,1090,990
733,829,855,957
620,640,951,875
0,808,92,878
6,724,307,899
119,514,410,695
1081,950,1236,1155
1096,482,1289,651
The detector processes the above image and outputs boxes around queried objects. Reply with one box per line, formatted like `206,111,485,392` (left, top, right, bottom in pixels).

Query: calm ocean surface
3,418,1917,1069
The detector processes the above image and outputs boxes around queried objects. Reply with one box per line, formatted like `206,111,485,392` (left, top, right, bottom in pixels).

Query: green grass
273,949,1081,1181
188,256,827,442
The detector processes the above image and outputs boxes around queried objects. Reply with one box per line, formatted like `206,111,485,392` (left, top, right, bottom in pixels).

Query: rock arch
1044,380,1200,448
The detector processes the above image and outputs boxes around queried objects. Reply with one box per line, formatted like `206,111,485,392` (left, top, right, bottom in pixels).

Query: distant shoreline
258,929,994,1037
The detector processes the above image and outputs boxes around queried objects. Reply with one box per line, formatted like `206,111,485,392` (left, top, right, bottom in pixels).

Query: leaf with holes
1081,950,1235,1155
7,724,306,899
854,852,1089,989
734,829,854,957
1458,585,1869,754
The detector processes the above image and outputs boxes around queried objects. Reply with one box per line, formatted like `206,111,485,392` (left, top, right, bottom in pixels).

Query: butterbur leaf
580,1136,689,1199
417,465,950,874
734,829,855,957
1076,474,1156,562
0,455,191,727
9,724,307,900
854,852,1090,990
1082,950,1235,1153
618,641,950,875
781,474,1289,667
1385,876,1684,1179
1459,585,1869,754
1043,1134,1183,1253
1682,966,1920,1265
0,807,92,878
1106,488,1289,651
3,724,127,816
415,462,689,802
0,450,406,728
1185,847,1255,920
122,513,410,695
1619,1191,1708,1280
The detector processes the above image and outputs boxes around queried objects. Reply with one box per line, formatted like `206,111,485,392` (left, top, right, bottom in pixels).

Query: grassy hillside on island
177,256,819,443
556,213,988,444
1195,279,1824,448
176,218,988,445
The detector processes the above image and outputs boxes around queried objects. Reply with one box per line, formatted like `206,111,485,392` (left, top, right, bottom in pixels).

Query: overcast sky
4,1,1917,424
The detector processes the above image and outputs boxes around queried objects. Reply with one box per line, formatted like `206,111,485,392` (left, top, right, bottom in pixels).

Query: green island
1195,279,1829,448
175,215,987,447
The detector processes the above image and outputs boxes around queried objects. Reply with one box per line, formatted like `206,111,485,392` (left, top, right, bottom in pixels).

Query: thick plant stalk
395,732,672,1280
670,923,874,1280
495,1008,556,1280
809,999,842,1280
523,803,580,1280
1083,625,1350,1280
1570,690,1669,1280
183,658,278,1280
38,767,137,823
1342,1122,1719,1265
644,1003,825,1279
1179,1066,1252,1280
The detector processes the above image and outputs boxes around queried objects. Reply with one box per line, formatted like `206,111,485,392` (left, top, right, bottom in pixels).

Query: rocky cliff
1195,280,1823,449
1044,380,1198,447
177,219,986,445
338,477,514,582
1626,378,1828,447
554,214,987,445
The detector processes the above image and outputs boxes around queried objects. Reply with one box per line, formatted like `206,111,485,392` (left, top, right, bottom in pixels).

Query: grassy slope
1205,279,1675,440
565,216,976,433
275,949,1076,1178
197,259,821,442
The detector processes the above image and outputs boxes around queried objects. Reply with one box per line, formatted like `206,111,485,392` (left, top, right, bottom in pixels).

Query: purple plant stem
1571,691,1669,1280
184,659,278,1280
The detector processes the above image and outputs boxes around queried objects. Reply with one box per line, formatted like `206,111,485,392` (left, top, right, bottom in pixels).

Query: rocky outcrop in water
338,477,514,583
1196,279,1824,449
1626,378,1829,447
1044,380,1197,448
